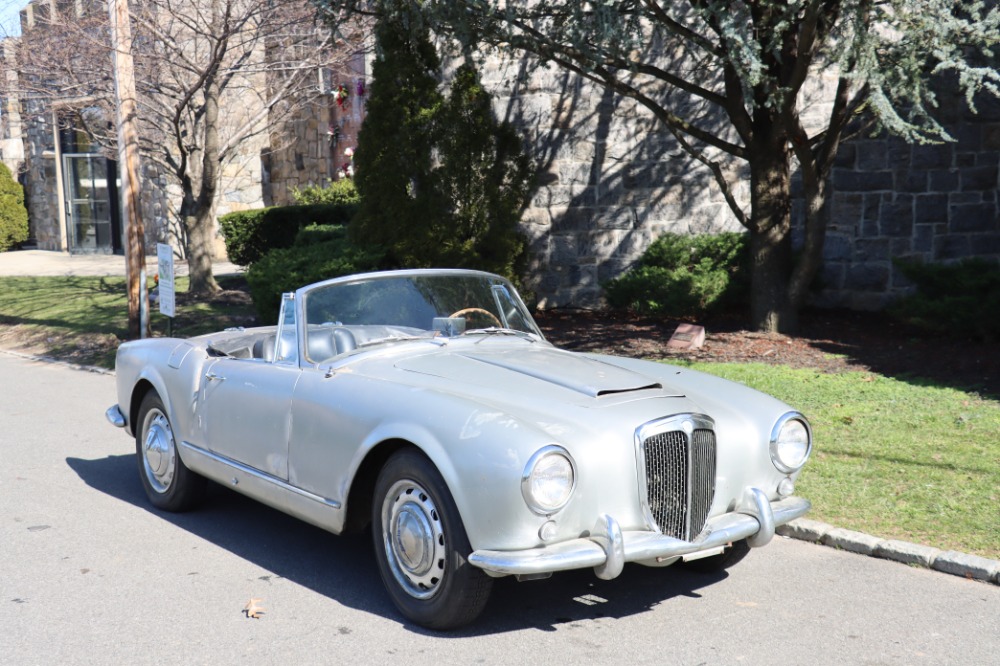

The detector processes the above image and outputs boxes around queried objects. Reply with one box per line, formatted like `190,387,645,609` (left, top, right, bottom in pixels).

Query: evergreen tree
350,8,448,266
0,163,28,252
435,64,532,280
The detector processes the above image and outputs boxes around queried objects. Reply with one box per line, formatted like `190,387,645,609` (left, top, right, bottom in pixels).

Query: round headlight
770,413,812,473
521,446,576,515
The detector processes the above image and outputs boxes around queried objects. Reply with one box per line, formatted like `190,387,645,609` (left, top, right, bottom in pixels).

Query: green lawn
677,362,1000,559
0,274,254,367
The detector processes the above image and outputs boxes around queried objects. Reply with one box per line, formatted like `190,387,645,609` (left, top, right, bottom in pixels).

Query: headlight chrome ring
769,412,812,473
521,445,576,515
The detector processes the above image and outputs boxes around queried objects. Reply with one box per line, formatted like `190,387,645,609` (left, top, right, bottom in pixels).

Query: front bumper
106,405,126,428
468,488,809,579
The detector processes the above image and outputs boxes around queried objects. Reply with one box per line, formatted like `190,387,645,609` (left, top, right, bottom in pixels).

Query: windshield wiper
462,328,539,343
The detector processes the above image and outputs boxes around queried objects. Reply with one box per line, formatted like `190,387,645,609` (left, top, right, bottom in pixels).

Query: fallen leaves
243,598,266,619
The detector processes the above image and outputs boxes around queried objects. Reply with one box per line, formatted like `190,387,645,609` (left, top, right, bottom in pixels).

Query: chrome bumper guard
468,489,809,580
105,405,126,428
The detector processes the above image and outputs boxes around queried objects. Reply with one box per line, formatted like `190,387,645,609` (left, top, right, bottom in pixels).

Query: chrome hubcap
382,480,446,600
142,408,176,494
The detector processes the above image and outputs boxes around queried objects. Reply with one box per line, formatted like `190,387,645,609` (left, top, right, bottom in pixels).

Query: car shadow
67,453,728,635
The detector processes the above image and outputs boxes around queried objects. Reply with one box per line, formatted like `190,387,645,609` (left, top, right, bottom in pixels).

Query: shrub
604,232,750,317
219,204,358,266
245,224,384,323
351,15,532,285
891,258,1000,341
0,163,28,252
292,179,361,206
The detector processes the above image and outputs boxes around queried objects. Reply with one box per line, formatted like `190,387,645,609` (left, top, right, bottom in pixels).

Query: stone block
822,234,853,261
950,203,997,232
914,193,949,224
896,170,927,193
856,141,889,170
881,195,914,236
934,234,971,260
874,540,941,568
956,153,976,168
833,142,856,168
830,192,864,223
833,169,894,192
821,528,884,555
911,144,953,169
931,551,1000,582
776,518,833,543
913,224,935,252
960,165,999,191
983,123,1000,150
844,263,890,291
855,238,891,261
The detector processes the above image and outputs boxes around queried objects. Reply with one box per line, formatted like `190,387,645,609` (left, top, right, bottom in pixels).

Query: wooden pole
109,0,149,339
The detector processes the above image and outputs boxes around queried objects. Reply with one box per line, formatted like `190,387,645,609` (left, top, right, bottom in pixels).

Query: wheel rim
141,407,176,494
381,479,447,600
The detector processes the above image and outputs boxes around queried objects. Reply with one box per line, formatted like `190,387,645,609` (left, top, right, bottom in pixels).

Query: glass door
63,154,114,253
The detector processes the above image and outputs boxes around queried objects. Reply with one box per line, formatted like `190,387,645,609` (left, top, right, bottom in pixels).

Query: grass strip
0,274,254,368
676,362,1000,559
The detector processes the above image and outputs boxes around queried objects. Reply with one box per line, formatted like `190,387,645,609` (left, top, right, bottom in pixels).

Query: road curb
777,519,1000,585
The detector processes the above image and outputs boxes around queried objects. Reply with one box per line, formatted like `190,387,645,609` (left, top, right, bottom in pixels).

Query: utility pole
109,0,149,339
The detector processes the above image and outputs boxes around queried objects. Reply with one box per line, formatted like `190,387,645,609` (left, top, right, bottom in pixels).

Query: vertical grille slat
641,427,717,540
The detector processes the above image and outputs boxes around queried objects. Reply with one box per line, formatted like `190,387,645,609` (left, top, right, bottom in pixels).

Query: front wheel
372,449,492,629
135,391,206,512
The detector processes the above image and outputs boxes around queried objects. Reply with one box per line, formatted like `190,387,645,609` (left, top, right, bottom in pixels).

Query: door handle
205,371,225,382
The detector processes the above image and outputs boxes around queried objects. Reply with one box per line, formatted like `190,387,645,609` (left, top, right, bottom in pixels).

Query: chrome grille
641,427,717,540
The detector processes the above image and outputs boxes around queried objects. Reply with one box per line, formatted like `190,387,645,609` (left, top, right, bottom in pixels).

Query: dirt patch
534,308,1000,398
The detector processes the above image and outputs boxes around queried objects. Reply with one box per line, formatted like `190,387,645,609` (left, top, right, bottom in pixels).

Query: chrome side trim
468,493,810,578
106,405,126,428
179,441,342,510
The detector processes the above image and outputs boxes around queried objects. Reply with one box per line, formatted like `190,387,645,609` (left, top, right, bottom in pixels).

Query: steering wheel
448,307,502,328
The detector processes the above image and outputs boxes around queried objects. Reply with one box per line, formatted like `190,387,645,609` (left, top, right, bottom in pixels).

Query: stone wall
480,61,743,308
480,56,1000,311
812,96,1000,310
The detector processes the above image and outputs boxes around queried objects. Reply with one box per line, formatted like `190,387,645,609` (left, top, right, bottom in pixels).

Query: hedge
219,203,359,266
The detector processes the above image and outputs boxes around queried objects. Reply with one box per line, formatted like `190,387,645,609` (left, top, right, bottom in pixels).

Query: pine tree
0,163,28,252
435,64,532,281
350,8,448,266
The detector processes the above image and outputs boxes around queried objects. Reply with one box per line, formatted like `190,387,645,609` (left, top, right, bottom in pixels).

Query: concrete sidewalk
0,249,241,277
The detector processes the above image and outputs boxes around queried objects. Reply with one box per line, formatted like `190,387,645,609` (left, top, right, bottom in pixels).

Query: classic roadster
107,269,812,629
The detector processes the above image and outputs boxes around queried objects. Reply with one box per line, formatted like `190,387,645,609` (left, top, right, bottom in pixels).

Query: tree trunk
184,72,223,296
748,141,796,333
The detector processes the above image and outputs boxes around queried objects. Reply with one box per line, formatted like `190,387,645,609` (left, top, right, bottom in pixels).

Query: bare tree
8,0,365,293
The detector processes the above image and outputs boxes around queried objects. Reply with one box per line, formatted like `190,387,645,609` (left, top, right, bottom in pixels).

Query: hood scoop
397,346,672,399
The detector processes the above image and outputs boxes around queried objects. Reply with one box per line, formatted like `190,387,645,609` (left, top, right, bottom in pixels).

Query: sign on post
156,243,176,319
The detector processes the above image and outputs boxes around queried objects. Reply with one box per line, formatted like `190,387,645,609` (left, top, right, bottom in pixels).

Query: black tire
135,391,206,512
372,449,492,630
681,539,751,573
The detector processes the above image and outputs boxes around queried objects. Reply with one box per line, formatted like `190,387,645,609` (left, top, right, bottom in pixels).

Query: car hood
394,344,679,400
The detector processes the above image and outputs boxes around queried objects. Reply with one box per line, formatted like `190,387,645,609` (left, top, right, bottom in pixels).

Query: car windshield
301,272,542,357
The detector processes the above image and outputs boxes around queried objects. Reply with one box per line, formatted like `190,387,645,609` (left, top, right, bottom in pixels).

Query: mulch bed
534,308,1000,399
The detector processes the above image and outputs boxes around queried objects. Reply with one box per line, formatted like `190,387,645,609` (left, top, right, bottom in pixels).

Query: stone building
0,0,363,259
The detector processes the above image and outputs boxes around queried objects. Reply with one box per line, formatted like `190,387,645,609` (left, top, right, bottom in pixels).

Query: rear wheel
681,539,750,573
372,449,492,629
135,391,206,512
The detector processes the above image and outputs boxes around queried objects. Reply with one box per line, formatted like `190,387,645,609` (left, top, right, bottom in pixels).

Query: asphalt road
2,352,997,665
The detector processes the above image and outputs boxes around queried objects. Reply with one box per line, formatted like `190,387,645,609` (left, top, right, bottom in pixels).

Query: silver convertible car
107,268,812,629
